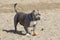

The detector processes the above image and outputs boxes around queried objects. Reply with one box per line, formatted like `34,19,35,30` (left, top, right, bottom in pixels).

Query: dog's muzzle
35,15,40,20
36,17,40,20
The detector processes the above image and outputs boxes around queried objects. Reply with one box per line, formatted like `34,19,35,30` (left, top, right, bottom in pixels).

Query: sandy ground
0,0,60,40
0,9,60,40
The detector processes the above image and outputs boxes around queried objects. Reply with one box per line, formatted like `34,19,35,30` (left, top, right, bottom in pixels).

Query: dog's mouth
35,17,40,20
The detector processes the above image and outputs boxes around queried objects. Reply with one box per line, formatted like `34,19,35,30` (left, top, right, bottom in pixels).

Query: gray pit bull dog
14,3,40,35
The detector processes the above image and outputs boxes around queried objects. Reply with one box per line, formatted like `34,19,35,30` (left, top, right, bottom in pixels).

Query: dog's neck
28,14,33,21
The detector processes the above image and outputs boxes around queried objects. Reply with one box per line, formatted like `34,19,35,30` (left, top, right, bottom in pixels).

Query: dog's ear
37,10,41,16
32,10,35,13
31,10,35,15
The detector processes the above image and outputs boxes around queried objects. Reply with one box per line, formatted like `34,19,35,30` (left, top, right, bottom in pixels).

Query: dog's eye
36,13,40,15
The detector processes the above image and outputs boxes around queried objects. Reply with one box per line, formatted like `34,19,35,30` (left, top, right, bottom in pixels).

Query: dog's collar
28,14,33,21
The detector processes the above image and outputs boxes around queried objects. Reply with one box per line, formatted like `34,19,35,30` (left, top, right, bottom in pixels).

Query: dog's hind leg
14,15,18,32
14,21,18,32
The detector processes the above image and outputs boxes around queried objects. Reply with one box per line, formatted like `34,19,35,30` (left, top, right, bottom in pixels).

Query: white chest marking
30,21,37,26
33,21,37,24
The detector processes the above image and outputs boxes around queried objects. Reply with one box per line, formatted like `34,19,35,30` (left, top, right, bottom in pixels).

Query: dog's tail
14,3,17,13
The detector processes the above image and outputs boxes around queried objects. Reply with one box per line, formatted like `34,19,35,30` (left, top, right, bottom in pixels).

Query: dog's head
31,10,40,21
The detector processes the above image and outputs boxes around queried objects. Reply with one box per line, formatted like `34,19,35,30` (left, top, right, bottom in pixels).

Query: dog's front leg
33,25,36,33
24,26,31,35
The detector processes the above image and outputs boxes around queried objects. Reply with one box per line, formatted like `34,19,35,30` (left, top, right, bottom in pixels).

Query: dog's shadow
3,29,26,36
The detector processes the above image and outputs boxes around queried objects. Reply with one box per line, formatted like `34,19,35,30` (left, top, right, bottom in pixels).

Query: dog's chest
30,21,37,26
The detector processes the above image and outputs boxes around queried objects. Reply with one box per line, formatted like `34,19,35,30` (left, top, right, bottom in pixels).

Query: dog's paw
26,33,31,36
26,33,30,35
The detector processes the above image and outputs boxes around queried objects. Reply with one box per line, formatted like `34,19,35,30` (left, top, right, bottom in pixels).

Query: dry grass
0,3,60,13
